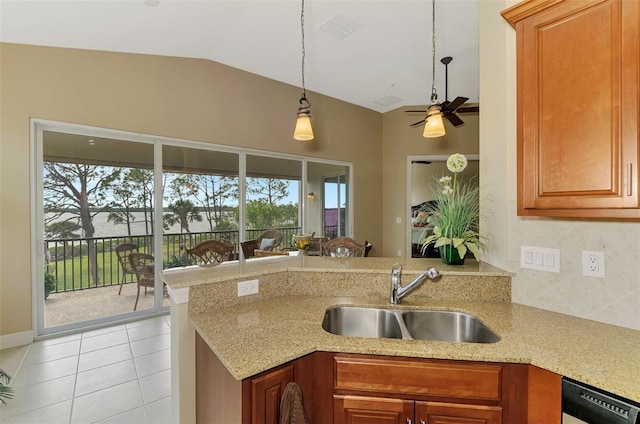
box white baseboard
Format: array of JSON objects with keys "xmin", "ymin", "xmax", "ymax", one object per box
[{"xmin": 0, "ymin": 330, "xmax": 34, "ymax": 349}]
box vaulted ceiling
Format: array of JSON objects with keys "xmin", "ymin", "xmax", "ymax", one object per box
[{"xmin": 0, "ymin": 0, "xmax": 479, "ymax": 113}]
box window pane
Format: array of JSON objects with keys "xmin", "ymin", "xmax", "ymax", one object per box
[
  {"xmin": 307, "ymin": 162, "xmax": 350, "ymax": 238},
  {"xmin": 42, "ymin": 131, "xmax": 156, "ymax": 329},
  {"xmin": 245, "ymin": 155, "xmax": 301, "ymax": 252},
  {"xmin": 162, "ymin": 145, "xmax": 240, "ymax": 264}
]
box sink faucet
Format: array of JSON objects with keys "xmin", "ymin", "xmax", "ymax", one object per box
[{"xmin": 390, "ymin": 263, "xmax": 441, "ymax": 304}]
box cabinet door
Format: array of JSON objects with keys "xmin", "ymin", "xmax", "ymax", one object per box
[
  {"xmin": 416, "ymin": 401, "xmax": 502, "ymax": 424},
  {"xmin": 334, "ymin": 395, "xmax": 414, "ymax": 424},
  {"xmin": 250, "ymin": 364, "xmax": 294, "ymax": 424},
  {"xmin": 508, "ymin": 0, "xmax": 640, "ymax": 218}
]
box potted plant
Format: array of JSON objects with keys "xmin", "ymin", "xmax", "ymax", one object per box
[
  {"xmin": 44, "ymin": 251, "xmax": 57, "ymax": 299},
  {"xmin": 292, "ymin": 234, "xmax": 312, "ymax": 255},
  {"xmin": 0, "ymin": 368, "xmax": 13, "ymax": 405},
  {"xmin": 420, "ymin": 153, "xmax": 486, "ymax": 265}
]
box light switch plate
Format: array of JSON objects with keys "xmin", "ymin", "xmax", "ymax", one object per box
[{"xmin": 520, "ymin": 246, "xmax": 560, "ymax": 273}]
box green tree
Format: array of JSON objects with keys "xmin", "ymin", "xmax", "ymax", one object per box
[
  {"xmin": 44, "ymin": 162, "xmax": 120, "ymax": 286},
  {"xmin": 107, "ymin": 182, "xmax": 136, "ymax": 236},
  {"xmin": 45, "ymin": 221, "xmax": 82, "ymax": 260},
  {"xmin": 246, "ymin": 178, "xmax": 292, "ymax": 228},
  {"xmin": 167, "ymin": 173, "xmax": 238, "ymax": 231},
  {"xmin": 163, "ymin": 199, "xmax": 202, "ymax": 234},
  {"xmin": 127, "ymin": 168, "xmax": 154, "ymax": 234},
  {"xmin": 45, "ymin": 221, "xmax": 81, "ymax": 239}
]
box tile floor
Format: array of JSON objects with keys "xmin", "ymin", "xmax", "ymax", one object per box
[{"xmin": 0, "ymin": 315, "xmax": 171, "ymax": 424}]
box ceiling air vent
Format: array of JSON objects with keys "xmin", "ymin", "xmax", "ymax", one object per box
[
  {"xmin": 318, "ymin": 12, "xmax": 362, "ymax": 40},
  {"xmin": 374, "ymin": 95, "xmax": 402, "ymax": 107}
]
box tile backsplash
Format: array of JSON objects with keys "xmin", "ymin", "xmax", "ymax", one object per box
[{"xmin": 507, "ymin": 201, "xmax": 640, "ymax": 331}]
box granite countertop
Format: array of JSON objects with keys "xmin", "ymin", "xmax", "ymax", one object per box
[{"xmin": 162, "ymin": 257, "xmax": 640, "ymax": 403}]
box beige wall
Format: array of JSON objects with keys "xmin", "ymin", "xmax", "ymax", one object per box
[
  {"xmin": 479, "ymin": 1, "xmax": 640, "ymax": 330},
  {"xmin": 381, "ymin": 107, "xmax": 479, "ymax": 258},
  {"xmin": 0, "ymin": 43, "xmax": 382, "ymax": 336}
]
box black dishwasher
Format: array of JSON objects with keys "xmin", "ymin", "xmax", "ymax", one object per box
[{"xmin": 562, "ymin": 377, "xmax": 640, "ymax": 424}]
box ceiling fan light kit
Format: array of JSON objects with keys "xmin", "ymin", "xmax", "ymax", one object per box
[
  {"xmin": 410, "ymin": 0, "xmax": 477, "ymax": 139},
  {"xmin": 293, "ymin": 0, "xmax": 314, "ymax": 142}
]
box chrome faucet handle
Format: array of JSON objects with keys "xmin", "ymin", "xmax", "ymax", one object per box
[
  {"xmin": 424, "ymin": 267, "xmax": 441, "ymax": 281},
  {"xmin": 390, "ymin": 263, "xmax": 403, "ymax": 304},
  {"xmin": 391, "ymin": 263, "xmax": 402, "ymax": 285}
]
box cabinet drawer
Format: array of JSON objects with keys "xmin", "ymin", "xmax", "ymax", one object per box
[{"xmin": 334, "ymin": 355, "xmax": 502, "ymax": 401}]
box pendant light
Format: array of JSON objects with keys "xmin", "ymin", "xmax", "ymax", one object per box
[
  {"xmin": 293, "ymin": 0, "xmax": 314, "ymax": 141},
  {"xmin": 423, "ymin": 0, "xmax": 445, "ymax": 138}
]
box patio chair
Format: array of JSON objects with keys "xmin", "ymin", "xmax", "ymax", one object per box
[
  {"xmin": 128, "ymin": 252, "xmax": 159, "ymax": 311},
  {"xmin": 115, "ymin": 243, "xmax": 138, "ymax": 295},
  {"xmin": 240, "ymin": 229, "xmax": 283, "ymax": 259},
  {"xmin": 322, "ymin": 237, "xmax": 366, "ymax": 257},
  {"xmin": 183, "ymin": 240, "xmax": 235, "ymax": 265}
]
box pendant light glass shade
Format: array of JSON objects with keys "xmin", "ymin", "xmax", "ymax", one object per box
[
  {"xmin": 423, "ymin": 105, "xmax": 445, "ymax": 138},
  {"xmin": 294, "ymin": 110, "xmax": 314, "ymax": 141}
]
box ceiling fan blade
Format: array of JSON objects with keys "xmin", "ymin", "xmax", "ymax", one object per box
[
  {"xmin": 457, "ymin": 106, "xmax": 479, "ymax": 114},
  {"xmin": 446, "ymin": 96, "xmax": 469, "ymax": 112},
  {"xmin": 445, "ymin": 113, "xmax": 465, "ymax": 127},
  {"xmin": 409, "ymin": 119, "xmax": 427, "ymax": 127}
]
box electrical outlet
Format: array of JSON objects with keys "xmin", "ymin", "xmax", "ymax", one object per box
[
  {"xmin": 238, "ymin": 279, "xmax": 259, "ymax": 296},
  {"xmin": 582, "ymin": 251, "xmax": 605, "ymax": 278}
]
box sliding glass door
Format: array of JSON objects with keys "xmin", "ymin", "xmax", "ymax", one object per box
[
  {"xmin": 162, "ymin": 144, "xmax": 239, "ymax": 264},
  {"xmin": 306, "ymin": 161, "xmax": 351, "ymax": 238},
  {"xmin": 37, "ymin": 125, "xmax": 159, "ymax": 334}
]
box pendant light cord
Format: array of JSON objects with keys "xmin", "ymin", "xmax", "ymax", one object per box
[
  {"xmin": 430, "ymin": 0, "xmax": 437, "ymax": 104},
  {"xmin": 300, "ymin": 0, "xmax": 309, "ymax": 105}
]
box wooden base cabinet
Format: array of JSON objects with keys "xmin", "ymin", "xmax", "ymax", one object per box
[
  {"xmin": 196, "ymin": 335, "xmax": 561, "ymax": 424},
  {"xmin": 333, "ymin": 396, "xmax": 501, "ymax": 424}
]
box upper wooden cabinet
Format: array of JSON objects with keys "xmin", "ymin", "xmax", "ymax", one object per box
[{"xmin": 502, "ymin": 0, "xmax": 640, "ymax": 218}]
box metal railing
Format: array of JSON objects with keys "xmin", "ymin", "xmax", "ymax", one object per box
[{"xmin": 44, "ymin": 227, "xmax": 303, "ymax": 293}]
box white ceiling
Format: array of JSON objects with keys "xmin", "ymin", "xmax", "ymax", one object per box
[{"xmin": 0, "ymin": 0, "xmax": 479, "ymax": 113}]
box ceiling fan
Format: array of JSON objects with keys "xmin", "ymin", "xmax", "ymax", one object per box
[{"xmin": 406, "ymin": 56, "xmax": 479, "ymax": 129}]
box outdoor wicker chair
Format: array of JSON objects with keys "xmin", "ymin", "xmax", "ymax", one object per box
[
  {"xmin": 183, "ymin": 240, "xmax": 235, "ymax": 265},
  {"xmin": 115, "ymin": 243, "xmax": 138, "ymax": 295},
  {"xmin": 322, "ymin": 237, "xmax": 366, "ymax": 257},
  {"xmin": 240, "ymin": 229, "xmax": 283, "ymax": 259},
  {"xmin": 128, "ymin": 252, "xmax": 157, "ymax": 311}
]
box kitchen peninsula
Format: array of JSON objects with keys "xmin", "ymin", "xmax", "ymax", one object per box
[{"xmin": 162, "ymin": 256, "xmax": 640, "ymax": 423}]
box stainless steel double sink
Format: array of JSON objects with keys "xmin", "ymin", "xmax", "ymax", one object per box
[{"xmin": 321, "ymin": 306, "xmax": 500, "ymax": 344}]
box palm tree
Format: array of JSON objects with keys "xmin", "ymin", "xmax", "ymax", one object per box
[{"xmin": 163, "ymin": 199, "xmax": 202, "ymax": 234}]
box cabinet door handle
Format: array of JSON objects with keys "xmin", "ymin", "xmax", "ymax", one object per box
[
  {"xmin": 627, "ymin": 163, "xmax": 633, "ymax": 196},
  {"xmin": 407, "ymin": 420, "xmax": 412, "ymax": 424},
  {"xmin": 420, "ymin": 421, "xmax": 426, "ymax": 424}
]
